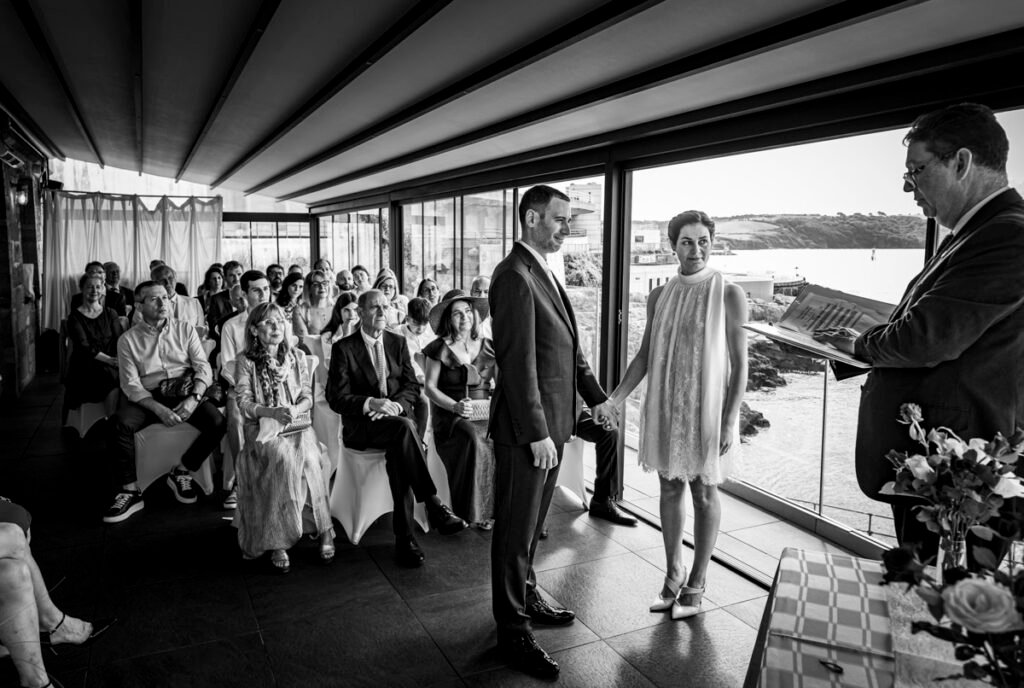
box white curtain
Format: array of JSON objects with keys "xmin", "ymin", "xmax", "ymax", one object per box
[{"xmin": 42, "ymin": 192, "xmax": 222, "ymax": 331}]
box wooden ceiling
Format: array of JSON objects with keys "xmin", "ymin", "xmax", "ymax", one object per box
[{"xmin": 2, "ymin": 0, "xmax": 1023, "ymax": 207}]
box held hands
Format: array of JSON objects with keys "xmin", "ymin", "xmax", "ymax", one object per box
[
  {"xmin": 368, "ymin": 397, "xmax": 402, "ymax": 420},
  {"xmin": 453, "ymin": 397, "xmax": 473, "ymax": 419},
  {"xmin": 812, "ymin": 327, "xmax": 857, "ymax": 355},
  {"xmin": 592, "ymin": 401, "xmax": 620, "ymax": 431},
  {"xmin": 267, "ymin": 406, "xmax": 293, "ymax": 426},
  {"xmin": 530, "ymin": 437, "xmax": 559, "ymax": 469}
]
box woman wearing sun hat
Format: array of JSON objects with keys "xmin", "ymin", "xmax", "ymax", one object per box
[{"xmin": 422, "ymin": 289, "xmax": 497, "ymax": 528}]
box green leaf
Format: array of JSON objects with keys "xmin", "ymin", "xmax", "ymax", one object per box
[
  {"xmin": 971, "ymin": 546, "xmax": 999, "ymax": 571},
  {"xmin": 969, "ymin": 525, "xmax": 996, "ymax": 541}
]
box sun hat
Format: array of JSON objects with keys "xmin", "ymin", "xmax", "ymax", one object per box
[{"xmin": 428, "ymin": 288, "xmax": 489, "ymax": 333}]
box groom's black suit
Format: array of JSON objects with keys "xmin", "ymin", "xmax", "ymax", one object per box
[{"xmin": 488, "ymin": 242, "xmax": 608, "ymax": 639}]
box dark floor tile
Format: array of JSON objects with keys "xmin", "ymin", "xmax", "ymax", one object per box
[
  {"xmin": 88, "ymin": 573, "xmax": 258, "ymax": 663},
  {"xmin": 95, "ymin": 525, "xmax": 243, "ymax": 587},
  {"xmin": 0, "ymin": 662, "xmax": 87, "ymax": 688},
  {"xmin": 87, "ymin": 634, "xmax": 272, "ymax": 687},
  {"xmin": 261, "ymin": 595, "xmax": 458, "ymax": 687},
  {"xmin": 537, "ymin": 552, "xmax": 677, "ymax": 638},
  {"xmin": 605, "ymin": 608, "xmax": 757, "ymax": 688},
  {"xmin": 533, "ymin": 511, "xmax": 629, "ymax": 573},
  {"xmin": 581, "ymin": 512, "xmax": 665, "ymax": 553},
  {"xmin": 633, "ymin": 548, "xmax": 767, "ymax": 608},
  {"xmin": 721, "ymin": 596, "xmax": 770, "ymax": 630},
  {"xmin": 245, "ymin": 547, "xmax": 395, "ymax": 627},
  {"xmin": 408, "ymin": 584, "xmax": 599, "ymax": 677},
  {"xmin": 464, "ymin": 640, "xmax": 656, "ymax": 688},
  {"xmin": 369, "ymin": 526, "xmax": 493, "ymax": 600}
]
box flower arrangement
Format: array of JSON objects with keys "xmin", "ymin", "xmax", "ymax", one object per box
[{"xmin": 881, "ymin": 403, "xmax": 1024, "ymax": 685}]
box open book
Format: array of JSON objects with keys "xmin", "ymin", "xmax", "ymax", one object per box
[{"xmin": 743, "ymin": 284, "xmax": 895, "ymax": 368}]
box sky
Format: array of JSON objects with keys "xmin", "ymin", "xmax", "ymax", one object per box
[{"xmin": 630, "ymin": 108, "xmax": 1024, "ymax": 221}]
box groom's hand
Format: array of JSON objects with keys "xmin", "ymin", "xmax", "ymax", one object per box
[{"xmin": 530, "ymin": 437, "xmax": 559, "ymax": 469}]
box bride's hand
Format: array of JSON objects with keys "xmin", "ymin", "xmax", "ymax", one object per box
[{"xmin": 719, "ymin": 430, "xmax": 736, "ymax": 455}]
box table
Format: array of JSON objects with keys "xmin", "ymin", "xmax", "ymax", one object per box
[{"xmin": 746, "ymin": 548, "xmax": 985, "ymax": 687}]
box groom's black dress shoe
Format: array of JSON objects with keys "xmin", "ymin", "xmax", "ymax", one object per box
[
  {"xmin": 498, "ymin": 632, "xmax": 559, "ymax": 680},
  {"xmin": 395, "ymin": 535, "xmax": 425, "ymax": 568},
  {"xmin": 428, "ymin": 503, "xmax": 468, "ymax": 535},
  {"xmin": 588, "ymin": 497, "xmax": 638, "ymax": 527},
  {"xmin": 527, "ymin": 598, "xmax": 575, "ymax": 625}
]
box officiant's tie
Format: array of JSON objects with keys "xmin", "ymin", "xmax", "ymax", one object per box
[{"xmin": 373, "ymin": 339, "xmax": 388, "ymax": 397}]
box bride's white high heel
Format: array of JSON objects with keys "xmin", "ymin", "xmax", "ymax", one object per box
[
  {"xmin": 649, "ymin": 575, "xmax": 685, "ymax": 612},
  {"xmin": 671, "ymin": 583, "xmax": 706, "ymax": 620}
]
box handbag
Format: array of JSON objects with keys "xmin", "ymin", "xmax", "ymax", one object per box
[{"xmin": 277, "ymin": 357, "xmax": 312, "ymax": 436}]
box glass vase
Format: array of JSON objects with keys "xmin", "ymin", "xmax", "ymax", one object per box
[{"xmin": 937, "ymin": 537, "xmax": 967, "ymax": 584}]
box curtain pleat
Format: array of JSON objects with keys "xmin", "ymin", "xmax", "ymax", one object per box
[{"xmin": 41, "ymin": 191, "xmax": 222, "ymax": 331}]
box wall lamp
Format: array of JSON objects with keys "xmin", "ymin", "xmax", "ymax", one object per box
[{"xmin": 15, "ymin": 179, "xmax": 30, "ymax": 206}]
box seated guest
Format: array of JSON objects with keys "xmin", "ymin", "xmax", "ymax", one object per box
[
  {"xmin": 66, "ymin": 273, "xmax": 124, "ymax": 417},
  {"xmin": 147, "ymin": 256, "xmax": 189, "ymax": 298},
  {"xmin": 0, "ymin": 498, "xmax": 102, "ymax": 688},
  {"xmin": 197, "ymin": 265, "xmax": 225, "ymax": 310},
  {"xmin": 219, "ymin": 271, "xmax": 272, "ymax": 509},
  {"xmin": 423, "ymin": 290, "xmax": 497, "ymax": 529},
  {"xmin": 275, "ymin": 272, "xmax": 304, "ymax": 322},
  {"xmin": 103, "ymin": 281, "xmax": 226, "ymax": 523},
  {"xmin": 293, "ymin": 270, "xmax": 333, "ymax": 336},
  {"xmin": 132, "ymin": 265, "xmax": 206, "ymax": 333},
  {"xmin": 326, "ymin": 289, "xmax": 467, "ymax": 566},
  {"xmin": 234, "ymin": 303, "xmax": 335, "ymax": 573},
  {"xmin": 266, "ymin": 264, "xmax": 285, "ymax": 300},
  {"xmin": 207, "ymin": 260, "xmax": 243, "ymax": 329},
  {"xmin": 335, "ymin": 269, "xmax": 355, "ymax": 295},
  {"xmin": 416, "ymin": 278, "xmax": 441, "ymax": 309},
  {"xmin": 351, "ymin": 265, "xmax": 371, "ymax": 294},
  {"xmin": 320, "ymin": 291, "xmax": 360, "ymax": 363},
  {"xmin": 373, "ymin": 270, "xmax": 408, "ymax": 325},
  {"xmin": 287, "ymin": 264, "xmax": 304, "ymax": 275},
  {"xmin": 212, "ymin": 284, "xmax": 246, "ymax": 345},
  {"xmin": 70, "ymin": 261, "xmax": 124, "ymax": 315},
  {"xmin": 103, "ymin": 261, "xmax": 132, "ymax": 318},
  {"xmin": 393, "ymin": 297, "xmax": 434, "ymax": 382},
  {"xmin": 470, "ymin": 276, "xmax": 493, "ymax": 339}
]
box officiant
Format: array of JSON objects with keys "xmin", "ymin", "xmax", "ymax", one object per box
[{"xmin": 815, "ymin": 103, "xmax": 1024, "ymax": 563}]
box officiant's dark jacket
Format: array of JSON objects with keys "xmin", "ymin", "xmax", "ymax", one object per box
[
  {"xmin": 325, "ymin": 329, "xmax": 421, "ymax": 434},
  {"xmin": 488, "ymin": 242, "xmax": 606, "ymax": 447},
  {"xmin": 854, "ymin": 188, "xmax": 1024, "ymax": 501}
]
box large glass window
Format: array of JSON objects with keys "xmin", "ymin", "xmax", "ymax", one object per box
[
  {"xmin": 318, "ymin": 208, "xmax": 388, "ymax": 277},
  {"xmin": 220, "ymin": 218, "xmax": 311, "ymax": 271}
]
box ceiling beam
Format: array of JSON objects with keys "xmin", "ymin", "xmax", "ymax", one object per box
[
  {"xmin": 243, "ymin": 0, "xmax": 669, "ymax": 196},
  {"xmin": 209, "ymin": 0, "xmax": 454, "ymax": 189},
  {"xmin": 175, "ymin": 0, "xmax": 280, "ymax": 182},
  {"xmin": 0, "ymin": 80, "xmax": 65, "ymax": 160},
  {"xmin": 10, "ymin": 0, "xmax": 104, "ymax": 166},
  {"xmin": 277, "ymin": 0, "xmax": 920, "ymax": 202},
  {"xmin": 305, "ymin": 28, "xmax": 1024, "ymax": 210},
  {"xmin": 130, "ymin": 0, "xmax": 143, "ymax": 175}
]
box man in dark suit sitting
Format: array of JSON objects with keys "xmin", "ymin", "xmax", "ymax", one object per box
[
  {"xmin": 326, "ymin": 289, "xmax": 467, "ymax": 567},
  {"xmin": 816, "ymin": 103, "xmax": 1024, "ymax": 564},
  {"xmin": 103, "ymin": 261, "xmax": 132, "ymax": 317},
  {"xmin": 206, "ymin": 260, "xmax": 243, "ymax": 331}
]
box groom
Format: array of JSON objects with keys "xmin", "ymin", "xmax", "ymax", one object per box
[{"xmin": 488, "ymin": 185, "xmax": 619, "ymax": 680}]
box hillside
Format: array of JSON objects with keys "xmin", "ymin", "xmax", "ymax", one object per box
[{"xmin": 713, "ymin": 213, "xmax": 926, "ymax": 249}]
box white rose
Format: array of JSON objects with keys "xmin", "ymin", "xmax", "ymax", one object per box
[
  {"xmin": 905, "ymin": 455, "xmax": 934, "ymax": 480},
  {"xmin": 942, "ymin": 578, "xmax": 1024, "ymax": 634},
  {"xmin": 993, "ymin": 475, "xmax": 1024, "ymax": 499}
]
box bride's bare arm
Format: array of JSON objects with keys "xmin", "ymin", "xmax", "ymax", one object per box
[
  {"xmin": 608, "ymin": 286, "xmax": 663, "ymax": 407},
  {"xmin": 720, "ymin": 283, "xmax": 749, "ymax": 452}
]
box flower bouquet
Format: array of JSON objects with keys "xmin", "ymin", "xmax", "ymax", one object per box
[{"xmin": 881, "ymin": 403, "xmax": 1024, "ymax": 685}]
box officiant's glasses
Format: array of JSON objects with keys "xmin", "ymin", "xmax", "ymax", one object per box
[{"xmin": 903, "ymin": 152, "xmax": 954, "ymax": 190}]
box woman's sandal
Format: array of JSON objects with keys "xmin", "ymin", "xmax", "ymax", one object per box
[
  {"xmin": 319, "ymin": 542, "xmax": 335, "ymax": 565},
  {"xmin": 671, "ymin": 584, "xmax": 706, "ymax": 620},
  {"xmin": 270, "ymin": 550, "xmax": 290, "ymax": 574},
  {"xmin": 649, "ymin": 575, "xmax": 685, "ymax": 612}
]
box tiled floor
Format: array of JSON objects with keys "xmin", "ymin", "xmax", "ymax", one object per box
[{"xmin": 0, "ymin": 375, "xmax": 844, "ymax": 687}]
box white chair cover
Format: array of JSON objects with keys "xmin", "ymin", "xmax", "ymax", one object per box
[
  {"xmin": 134, "ymin": 423, "xmax": 215, "ymax": 495},
  {"xmin": 304, "ymin": 335, "xmax": 341, "ymax": 475},
  {"xmin": 65, "ymin": 402, "xmax": 106, "ymax": 438},
  {"xmin": 556, "ymin": 436, "xmax": 591, "ymax": 509}
]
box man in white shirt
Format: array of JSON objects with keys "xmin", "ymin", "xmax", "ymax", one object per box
[
  {"xmin": 104, "ymin": 282, "xmax": 226, "ymax": 523},
  {"xmin": 392, "ymin": 297, "xmax": 434, "ymax": 438},
  {"xmin": 132, "ymin": 265, "xmax": 206, "ymax": 335},
  {"xmin": 218, "ymin": 270, "xmax": 271, "ymax": 508}
]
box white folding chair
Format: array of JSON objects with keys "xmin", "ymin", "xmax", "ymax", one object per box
[
  {"xmin": 304, "ymin": 335, "xmax": 341, "ymax": 475},
  {"xmin": 134, "ymin": 423, "xmax": 215, "ymax": 495},
  {"xmin": 65, "ymin": 402, "xmax": 106, "ymax": 438},
  {"xmin": 556, "ymin": 436, "xmax": 591, "ymax": 510}
]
